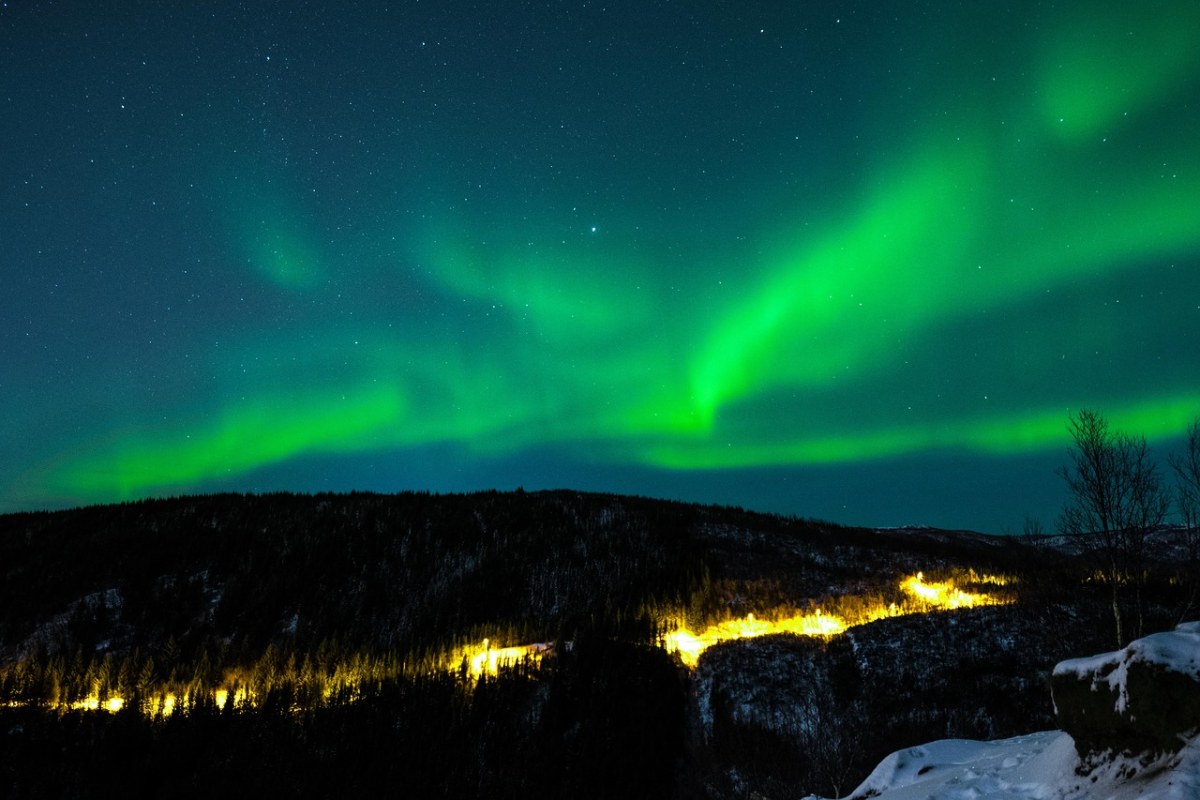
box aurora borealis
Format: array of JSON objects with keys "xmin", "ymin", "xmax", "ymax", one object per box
[{"xmin": 3, "ymin": 1, "xmax": 1199, "ymax": 531}]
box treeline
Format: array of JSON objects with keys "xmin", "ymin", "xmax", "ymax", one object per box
[
  {"xmin": 0, "ymin": 639, "xmax": 419, "ymax": 714},
  {"xmin": 0, "ymin": 638, "xmax": 687, "ymax": 799},
  {"xmin": 1, "ymin": 491, "xmax": 714, "ymax": 677}
]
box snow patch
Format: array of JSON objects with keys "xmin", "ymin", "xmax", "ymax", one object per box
[{"xmin": 812, "ymin": 730, "xmax": 1200, "ymax": 800}]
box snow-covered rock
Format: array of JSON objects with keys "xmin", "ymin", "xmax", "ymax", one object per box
[{"xmin": 1052, "ymin": 622, "xmax": 1200, "ymax": 757}]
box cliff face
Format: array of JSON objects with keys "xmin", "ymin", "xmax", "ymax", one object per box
[{"xmin": 688, "ymin": 603, "xmax": 1114, "ymax": 799}]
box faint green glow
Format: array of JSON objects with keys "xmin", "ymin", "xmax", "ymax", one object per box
[
  {"xmin": 413, "ymin": 224, "xmax": 655, "ymax": 341},
  {"xmin": 1038, "ymin": 1, "xmax": 1200, "ymax": 140},
  {"xmin": 220, "ymin": 171, "xmax": 325, "ymax": 288},
  {"xmin": 249, "ymin": 228, "xmax": 322, "ymax": 289}
]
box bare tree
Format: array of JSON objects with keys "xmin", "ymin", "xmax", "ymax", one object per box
[
  {"xmin": 1058, "ymin": 410, "xmax": 1169, "ymax": 646},
  {"xmin": 1169, "ymin": 418, "xmax": 1200, "ymax": 623}
]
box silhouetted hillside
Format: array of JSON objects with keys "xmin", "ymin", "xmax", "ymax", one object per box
[{"xmin": 0, "ymin": 490, "xmax": 1191, "ymax": 797}]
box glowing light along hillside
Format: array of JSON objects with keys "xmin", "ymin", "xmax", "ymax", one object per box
[
  {"xmin": 60, "ymin": 686, "xmax": 253, "ymax": 718},
  {"xmin": 448, "ymin": 639, "xmax": 553, "ymax": 680},
  {"xmin": 664, "ymin": 572, "xmax": 1011, "ymax": 667},
  {"xmin": 664, "ymin": 611, "xmax": 848, "ymax": 669},
  {"xmin": 0, "ymin": 572, "xmax": 1010, "ymax": 718},
  {"xmin": 71, "ymin": 695, "xmax": 126, "ymax": 713},
  {"xmin": 901, "ymin": 571, "xmax": 1009, "ymax": 608}
]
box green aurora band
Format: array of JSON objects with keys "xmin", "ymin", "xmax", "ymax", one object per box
[{"xmin": 3, "ymin": 0, "xmax": 1199, "ymax": 527}]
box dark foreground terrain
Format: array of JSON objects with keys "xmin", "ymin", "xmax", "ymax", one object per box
[{"xmin": 0, "ymin": 490, "xmax": 1190, "ymax": 797}]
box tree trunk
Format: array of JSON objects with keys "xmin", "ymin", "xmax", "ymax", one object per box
[
  {"xmin": 1110, "ymin": 573, "xmax": 1124, "ymax": 648},
  {"xmin": 1134, "ymin": 576, "xmax": 1145, "ymax": 640}
]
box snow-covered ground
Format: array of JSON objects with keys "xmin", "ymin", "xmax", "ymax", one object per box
[{"xmin": 810, "ymin": 729, "xmax": 1200, "ymax": 800}]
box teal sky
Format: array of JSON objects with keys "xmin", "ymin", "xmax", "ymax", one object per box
[{"xmin": 3, "ymin": 1, "xmax": 1198, "ymax": 532}]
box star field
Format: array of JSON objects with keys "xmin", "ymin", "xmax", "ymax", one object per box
[{"xmin": 3, "ymin": 1, "xmax": 1199, "ymax": 531}]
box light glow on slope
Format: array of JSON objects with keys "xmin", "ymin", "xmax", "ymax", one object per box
[
  {"xmin": 0, "ymin": 570, "xmax": 1013, "ymax": 716},
  {"xmin": 901, "ymin": 572, "xmax": 999, "ymax": 609},
  {"xmin": 71, "ymin": 693, "xmax": 124, "ymax": 713},
  {"xmin": 663, "ymin": 571, "xmax": 1012, "ymax": 667},
  {"xmin": 664, "ymin": 609, "xmax": 856, "ymax": 668},
  {"xmin": 447, "ymin": 638, "xmax": 552, "ymax": 680}
]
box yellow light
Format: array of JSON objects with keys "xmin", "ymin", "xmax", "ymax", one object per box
[
  {"xmin": 901, "ymin": 571, "xmax": 998, "ymax": 609},
  {"xmin": 215, "ymin": 686, "xmax": 251, "ymax": 710},
  {"xmin": 73, "ymin": 695, "xmax": 100, "ymax": 711},
  {"xmin": 453, "ymin": 639, "xmax": 549, "ymax": 680},
  {"xmin": 663, "ymin": 609, "xmax": 851, "ymax": 668},
  {"xmin": 662, "ymin": 629, "xmax": 707, "ymax": 666},
  {"xmin": 663, "ymin": 571, "xmax": 1012, "ymax": 667},
  {"xmin": 68, "ymin": 692, "xmax": 125, "ymax": 713}
]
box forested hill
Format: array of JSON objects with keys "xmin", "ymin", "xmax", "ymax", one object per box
[
  {"xmin": 0, "ymin": 490, "xmax": 1031, "ymax": 665},
  {"xmin": 0, "ymin": 490, "xmax": 1177, "ymax": 798}
]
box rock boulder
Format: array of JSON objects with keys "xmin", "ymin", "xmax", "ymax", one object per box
[{"xmin": 1051, "ymin": 621, "xmax": 1200, "ymax": 757}]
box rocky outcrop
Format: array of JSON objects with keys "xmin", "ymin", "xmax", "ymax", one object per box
[{"xmin": 1051, "ymin": 621, "xmax": 1200, "ymax": 757}]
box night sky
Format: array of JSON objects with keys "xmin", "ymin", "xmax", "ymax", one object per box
[{"xmin": 3, "ymin": 1, "xmax": 1199, "ymax": 532}]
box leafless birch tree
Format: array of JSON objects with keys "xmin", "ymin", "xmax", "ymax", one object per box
[{"xmin": 1058, "ymin": 410, "xmax": 1169, "ymax": 647}]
